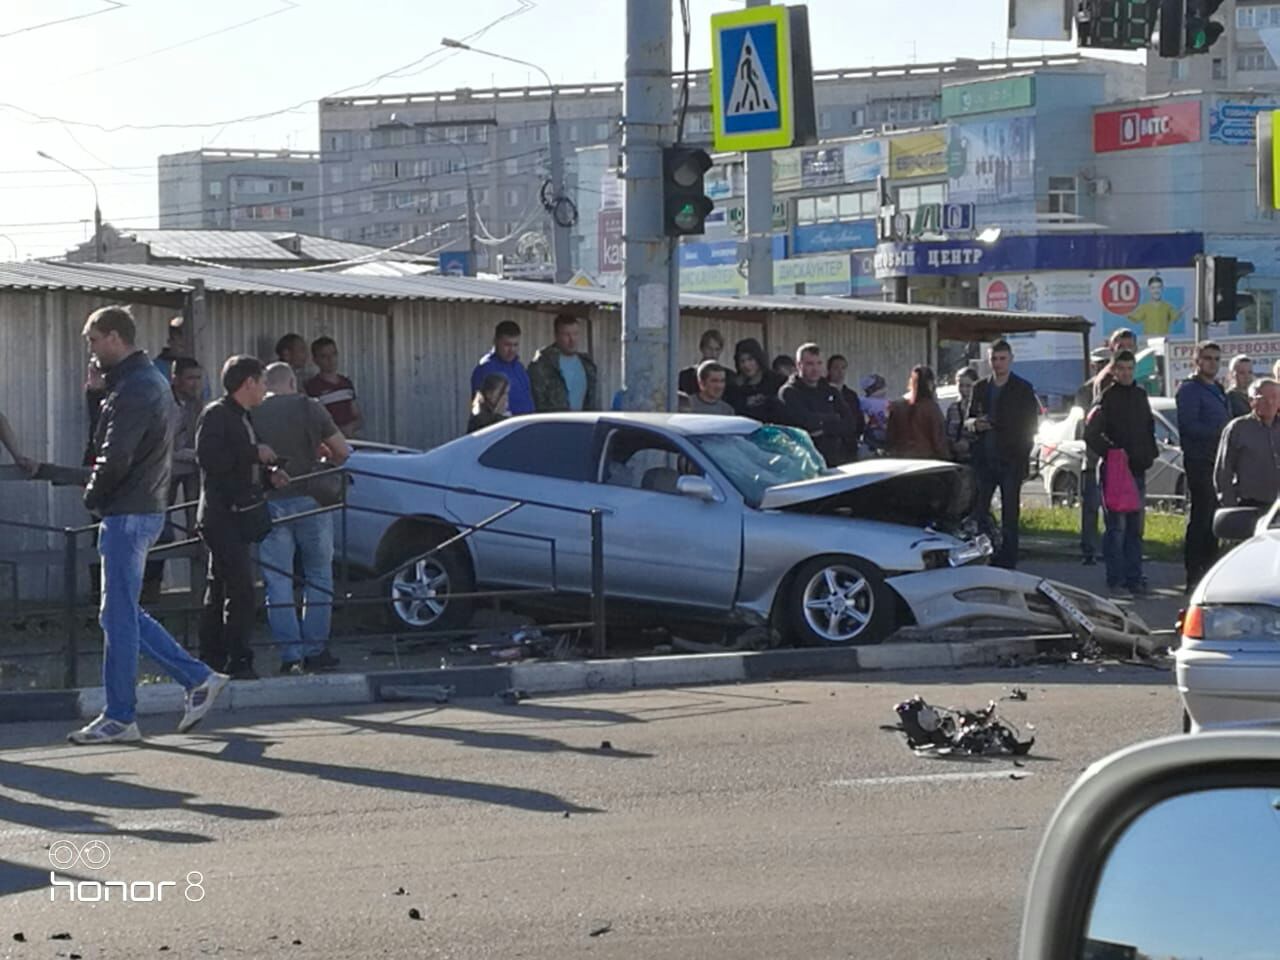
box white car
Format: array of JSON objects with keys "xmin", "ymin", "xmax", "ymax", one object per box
[
  {"xmin": 1038, "ymin": 397, "xmax": 1185, "ymax": 508},
  {"xmin": 1176, "ymin": 503, "xmax": 1280, "ymax": 731}
]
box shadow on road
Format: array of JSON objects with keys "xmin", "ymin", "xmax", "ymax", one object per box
[
  {"xmin": 147, "ymin": 733, "xmax": 603, "ymax": 815},
  {"xmin": 335, "ymin": 712, "xmax": 652, "ymax": 759}
]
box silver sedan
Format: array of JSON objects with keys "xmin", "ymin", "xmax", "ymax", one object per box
[{"xmin": 342, "ymin": 413, "xmax": 1139, "ymax": 647}]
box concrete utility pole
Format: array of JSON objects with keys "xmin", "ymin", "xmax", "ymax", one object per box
[
  {"xmin": 622, "ymin": 0, "xmax": 674, "ymax": 411},
  {"xmin": 744, "ymin": 0, "xmax": 775, "ymax": 295},
  {"xmin": 441, "ymin": 38, "xmax": 570, "ymax": 282}
]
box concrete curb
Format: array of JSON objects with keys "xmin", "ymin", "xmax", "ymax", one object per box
[{"xmin": 5, "ymin": 636, "xmax": 1069, "ymax": 726}]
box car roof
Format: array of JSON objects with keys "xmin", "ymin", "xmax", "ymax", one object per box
[{"xmin": 489, "ymin": 412, "xmax": 761, "ymax": 437}]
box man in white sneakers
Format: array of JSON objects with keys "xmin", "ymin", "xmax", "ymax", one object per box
[{"xmin": 68, "ymin": 306, "xmax": 228, "ymax": 744}]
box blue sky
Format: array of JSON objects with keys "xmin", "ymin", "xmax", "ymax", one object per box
[{"xmin": 0, "ymin": 0, "xmax": 1138, "ymax": 257}]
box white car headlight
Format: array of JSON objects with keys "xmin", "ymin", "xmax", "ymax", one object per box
[
  {"xmin": 948, "ymin": 535, "xmax": 993, "ymax": 568},
  {"xmin": 1194, "ymin": 604, "xmax": 1280, "ymax": 642}
]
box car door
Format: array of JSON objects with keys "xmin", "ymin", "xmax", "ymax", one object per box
[
  {"xmin": 1146, "ymin": 411, "xmax": 1184, "ymax": 499},
  {"xmin": 588, "ymin": 423, "xmax": 742, "ymax": 611},
  {"xmin": 443, "ymin": 421, "xmax": 598, "ymax": 591}
]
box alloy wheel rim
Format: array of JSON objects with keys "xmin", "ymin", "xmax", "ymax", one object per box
[
  {"xmin": 391, "ymin": 558, "xmax": 450, "ymax": 627},
  {"xmin": 802, "ymin": 564, "xmax": 873, "ymax": 642}
]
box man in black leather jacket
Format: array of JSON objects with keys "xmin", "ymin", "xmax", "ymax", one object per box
[
  {"xmin": 196, "ymin": 355, "xmax": 285, "ymax": 679},
  {"xmin": 68, "ymin": 306, "xmax": 228, "ymax": 745}
]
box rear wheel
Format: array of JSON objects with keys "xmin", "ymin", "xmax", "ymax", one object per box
[
  {"xmin": 786, "ymin": 556, "xmax": 894, "ymax": 647},
  {"xmin": 384, "ymin": 536, "xmax": 475, "ymax": 632},
  {"xmin": 1051, "ymin": 470, "xmax": 1080, "ymax": 508}
]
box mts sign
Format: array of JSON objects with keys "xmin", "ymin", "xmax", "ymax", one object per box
[{"xmin": 1095, "ymin": 101, "xmax": 1202, "ymax": 152}]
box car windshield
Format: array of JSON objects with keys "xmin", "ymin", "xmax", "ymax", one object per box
[{"xmin": 693, "ymin": 426, "xmax": 831, "ymax": 506}]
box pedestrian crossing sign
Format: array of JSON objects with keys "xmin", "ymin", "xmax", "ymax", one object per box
[{"xmin": 711, "ymin": 5, "xmax": 795, "ymax": 152}]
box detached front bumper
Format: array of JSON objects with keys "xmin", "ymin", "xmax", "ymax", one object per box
[{"xmin": 888, "ymin": 566, "xmax": 1154, "ymax": 655}]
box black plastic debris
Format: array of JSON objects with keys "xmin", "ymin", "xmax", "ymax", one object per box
[
  {"xmin": 497, "ymin": 689, "xmax": 529, "ymax": 705},
  {"xmin": 894, "ymin": 696, "xmax": 1035, "ymax": 757},
  {"xmin": 589, "ymin": 923, "xmax": 613, "ymax": 938},
  {"xmin": 12, "ymin": 933, "xmax": 24, "ymax": 942},
  {"xmin": 50, "ymin": 933, "xmax": 72, "ymax": 941},
  {"xmin": 408, "ymin": 908, "xmax": 423, "ymax": 921},
  {"xmin": 1006, "ymin": 688, "xmax": 1029, "ymax": 702},
  {"xmin": 600, "ymin": 740, "xmax": 613, "ymax": 751},
  {"xmin": 394, "ymin": 887, "xmax": 406, "ymax": 896}
]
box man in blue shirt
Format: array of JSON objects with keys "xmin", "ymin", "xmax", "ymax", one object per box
[
  {"xmin": 528, "ymin": 315, "xmax": 599, "ymax": 413},
  {"xmin": 1176, "ymin": 340, "xmax": 1231, "ymax": 590},
  {"xmin": 470, "ymin": 321, "xmax": 534, "ymax": 416}
]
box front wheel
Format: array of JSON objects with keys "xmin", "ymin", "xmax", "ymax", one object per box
[
  {"xmin": 786, "ymin": 556, "xmax": 895, "ymax": 647},
  {"xmin": 385, "ymin": 538, "xmax": 475, "ymax": 633}
]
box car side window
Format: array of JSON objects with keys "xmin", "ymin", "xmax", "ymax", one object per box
[
  {"xmin": 477, "ymin": 422, "xmax": 597, "ymax": 481},
  {"xmin": 598, "ymin": 428, "xmax": 704, "ymax": 495},
  {"xmin": 1153, "ymin": 416, "xmax": 1174, "ymax": 446}
]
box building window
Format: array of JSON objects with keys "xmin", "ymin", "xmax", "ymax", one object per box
[
  {"xmin": 292, "ymin": 206, "xmax": 306, "ymax": 218},
  {"xmin": 475, "ymin": 188, "xmax": 490, "ymax": 205},
  {"xmin": 1241, "ymin": 289, "xmax": 1276, "ymax": 332},
  {"xmin": 534, "ymin": 124, "xmax": 548, "ymax": 143},
  {"xmin": 360, "ymin": 194, "xmax": 374, "ymax": 214},
  {"xmin": 852, "ymin": 107, "xmax": 867, "ymax": 128},
  {"xmin": 596, "ymin": 121, "xmax": 612, "ymax": 140},
  {"xmin": 505, "ymin": 188, "xmax": 522, "ymax": 208},
  {"xmin": 505, "ymin": 158, "xmax": 520, "ymax": 176},
  {"xmin": 1238, "ymin": 48, "xmax": 1278, "ymax": 71},
  {"xmin": 290, "ymin": 180, "xmax": 305, "ymax": 192},
  {"xmin": 568, "ymin": 123, "xmax": 580, "ymax": 142},
  {"xmin": 326, "ymin": 132, "xmax": 349, "ymax": 152},
  {"xmin": 819, "ymin": 111, "xmax": 831, "ymax": 132},
  {"xmin": 331, "ymin": 197, "xmax": 344, "ymax": 215},
  {"xmin": 795, "ymin": 190, "xmax": 874, "ymax": 225},
  {"xmin": 329, "ymin": 227, "xmax": 346, "ymax": 240},
  {"xmin": 1047, "ymin": 176, "xmax": 1078, "ymax": 221},
  {"xmin": 467, "ymin": 125, "xmax": 488, "ymax": 143},
  {"xmin": 330, "ymin": 166, "xmax": 344, "ymax": 185},
  {"xmin": 208, "ymin": 182, "xmax": 222, "ymax": 198},
  {"xmin": 509, "ymin": 128, "xmax": 519, "ymax": 144},
  {"xmin": 1213, "ymin": 57, "xmax": 1227, "ymax": 80},
  {"xmin": 896, "ymin": 182, "xmax": 946, "ymax": 217}
]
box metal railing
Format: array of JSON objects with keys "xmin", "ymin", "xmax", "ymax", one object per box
[{"xmin": 0, "ymin": 460, "xmax": 609, "ymax": 690}]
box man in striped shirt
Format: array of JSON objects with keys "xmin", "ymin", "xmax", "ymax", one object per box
[{"xmin": 305, "ymin": 336, "xmax": 363, "ymax": 438}]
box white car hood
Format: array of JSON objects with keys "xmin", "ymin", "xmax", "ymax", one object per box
[
  {"xmin": 1198, "ymin": 530, "xmax": 1280, "ymax": 605},
  {"xmin": 758, "ymin": 459, "xmax": 960, "ymax": 511}
]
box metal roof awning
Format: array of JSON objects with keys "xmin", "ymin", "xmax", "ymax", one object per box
[{"xmin": 0, "ymin": 261, "xmax": 1090, "ymax": 340}]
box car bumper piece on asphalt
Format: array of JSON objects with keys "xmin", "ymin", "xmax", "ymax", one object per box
[{"xmin": 888, "ymin": 566, "xmax": 1154, "ymax": 657}]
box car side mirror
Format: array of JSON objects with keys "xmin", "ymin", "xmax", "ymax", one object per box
[
  {"xmin": 676, "ymin": 475, "xmax": 717, "ymax": 502},
  {"xmin": 1019, "ymin": 733, "xmax": 1280, "ymax": 960},
  {"xmin": 1213, "ymin": 506, "xmax": 1262, "ymax": 541}
]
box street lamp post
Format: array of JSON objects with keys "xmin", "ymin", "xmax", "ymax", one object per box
[
  {"xmin": 37, "ymin": 150, "xmax": 104, "ymax": 263},
  {"xmin": 442, "ymin": 37, "xmax": 571, "ymax": 283}
]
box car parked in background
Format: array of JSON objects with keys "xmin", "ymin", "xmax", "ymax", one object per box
[{"xmin": 1037, "ymin": 396, "xmax": 1185, "ymax": 509}]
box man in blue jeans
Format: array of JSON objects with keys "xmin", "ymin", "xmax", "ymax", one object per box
[
  {"xmin": 68, "ymin": 306, "xmax": 228, "ymax": 744},
  {"xmin": 1084, "ymin": 351, "xmax": 1158, "ymax": 599},
  {"xmin": 251, "ymin": 363, "xmax": 351, "ymax": 673}
]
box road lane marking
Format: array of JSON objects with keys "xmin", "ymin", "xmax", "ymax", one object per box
[{"xmin": 826, "ymin": 770, "xmax": 1031, "ymax": 787}]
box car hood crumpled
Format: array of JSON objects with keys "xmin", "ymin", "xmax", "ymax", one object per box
[{"xmin": 758, "ymin": 459, "xmax": 960, "ymax": 511}]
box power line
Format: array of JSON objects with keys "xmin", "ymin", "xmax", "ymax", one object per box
[
  {"xmin": 74, "ymin": 1, "xmax": 301, "ymax": 78},
  {"xmin": 0, "ymin": 1, "xmax": 537, "ymax": 134},
  {"xmin": 0, "ymin": 0, "xmax": 125, "ymax": 39}
]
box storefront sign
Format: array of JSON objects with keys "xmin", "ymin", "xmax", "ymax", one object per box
[
  {"xmin": 874, "ymin": 232, "xmax": 1205, "ymax": 279},
  {"xmin": 948, "ymin": 116, "xmax": 1035, "ymax": 204},
  {"xmin": 942, "ymin": 75, "xmax": 1035, "ymax": 118},
  {"xmin": 888, "ymin": 130, "xmax": 948, "ymax": 179},
  {"xmin": 1166, "ymin": 335, "xmax": 1280, "ymax": 386},
  {"xmin": 793, "ymin": 219, "xmax": 877, "ymax": 255},
  {"xmin": 1209, "ymin": 101, "xmax": 1278, "ymax": 145},
  {"xmin": 1094, "ymin": 101, "xmax": 1202, "ymax": 152},
  {"xmin": 842, "ymin": 140, "xmax": 884, "ymax": 183},
  {"xmin": 679, "ymin": 235, "xmax": 786, "ymax": 268},
  {"xmin": 597, "ymin": 208, "xmax": 623, "ymax": 274},
  {"xmin": 800, "ymin": 146, "xmax": 844, "ymax": 188}
]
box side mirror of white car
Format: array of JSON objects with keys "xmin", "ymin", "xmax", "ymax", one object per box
[
  {"xmin": 1019, "ymin": 732, "xmax": 1280, "ymax": 959},
  {"xmin": 1213, "ymin": 506, "xmax": 1262, "ymax": 542},
  {"xmin": 676, "ymin": 476, "xmax": 717, "ymax": 502}
]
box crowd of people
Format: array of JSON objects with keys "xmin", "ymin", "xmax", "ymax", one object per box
[{"xmin": 1074, "ymin": 330, "xmax": 1280, "ymax": 598}]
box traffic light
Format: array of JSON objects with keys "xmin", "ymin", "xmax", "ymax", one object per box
[
  {"xmin": 662, "ymin": 146, "xmax": 714, "ymax": 237},
  {"xmin": 1184, "ymin": 0, "xmax": 1226, "ymax": 53},
  {"xmin": 1157, "ymin": 0, "xmax": 1184, "ymax": 57},
  {"xmin": 1206, "ymin": 256, "xmax": 1255, "ymax": 324},
  {"xmin": 1078, "ymin": 0, "xmax": 1157, "ymax": 50}
]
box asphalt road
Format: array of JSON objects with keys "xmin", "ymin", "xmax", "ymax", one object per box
[{"xmin": 0, "ymin": 664, "xmax": 1179, "ymax": 960}]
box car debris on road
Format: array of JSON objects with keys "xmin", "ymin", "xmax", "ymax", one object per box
[{"xmin": 893, "ymin": 695, "xmax": 1035, "ymax": 757}]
